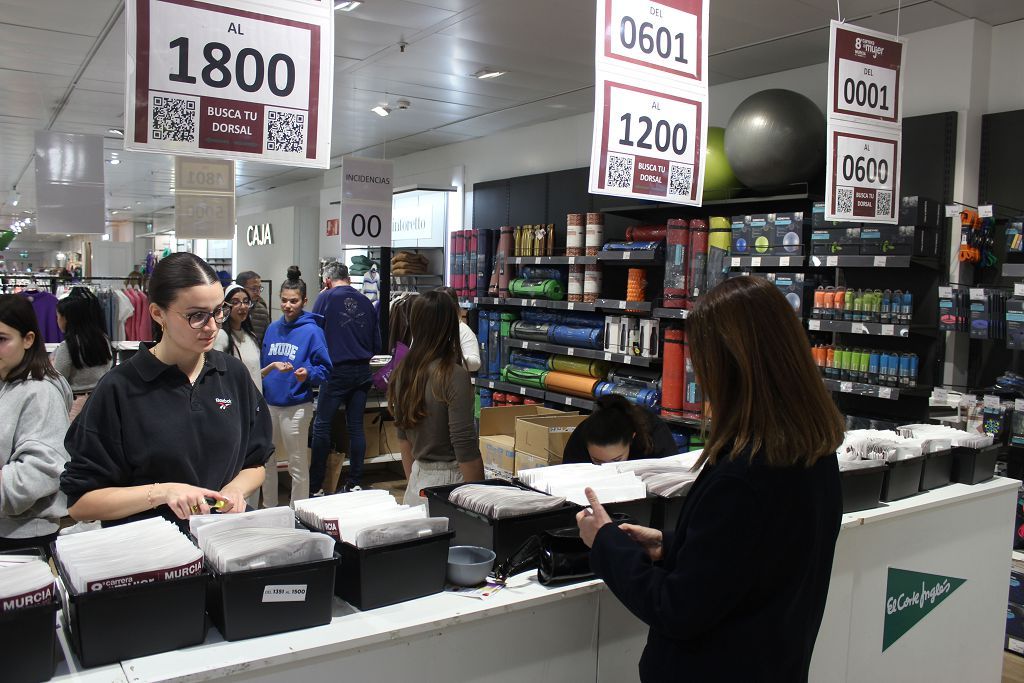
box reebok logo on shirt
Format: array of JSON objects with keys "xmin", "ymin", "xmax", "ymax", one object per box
[
  {"xmin": 215, "ymin": 398, "xmax": 233, "ymax": 410},
  {"xmin": 267, "ymin": 342, "xmax": 299, "ymax": 361}
]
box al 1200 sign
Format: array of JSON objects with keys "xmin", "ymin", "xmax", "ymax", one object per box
[{"xmin": 126, "ymin": 0, "xmax": 333, "ymax": 168}]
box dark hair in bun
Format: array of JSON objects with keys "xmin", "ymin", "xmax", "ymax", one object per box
[
  {"xmin": 584, "ymin": 394, "xmax": 653, "ymax": 455},
  {"xmin": 281, "ymin": 266, "xmax": 307, "ymax": 298}
]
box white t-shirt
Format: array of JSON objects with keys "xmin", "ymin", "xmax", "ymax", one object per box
[
  {"xmin": 459, "ymin": 322, "xmax": 481, "ymax": 372},
  {"xmin": 214, "ymin": 328, "xmax": 263, "ymax": 393}
]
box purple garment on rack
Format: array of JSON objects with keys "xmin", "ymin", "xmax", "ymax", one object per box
[{"xmin": 19, "ymin": 290, "xmax": 63, "ymax": 343}]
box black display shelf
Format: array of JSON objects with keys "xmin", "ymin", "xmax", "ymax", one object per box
[
  {"xmin": 508, "ymin": 256, "xmax": 597, "ymax": 265},
  {"xmin": 595, "ymin": 251, "xmax": 662, "ymax": 263},
  {"xmin": 503, "ymin": 338, "xmax": 656, "ymax": 367},
  {"xmin": 1003, "ymin": 263, "xmax": 1024, "ymax": 278},
  {"xmin": 543, "ymin": 391, "xmax": 596, "ymax": 411},
  {"xmin": 600, "ymin": 186, "xmax": 816, "ymax": 215},
  {"xmin": 822, "ymin": 379, "xmax": 930, "ymax": 400},
  {"xmin": 652, "ymin": 307, "xmax": 688, "ymax": 320},
  {"xmin": 807, "ymin": 319, "xmax": 911, "ymax": 338},
  {"xmin": 661, "ymin": 413, "xmax": 703, "ymax": 429},
  {"xmin": 471, "ymin": 377, "xmax": 547, "ymax": 401},
  {"xmin": 807, "ymin": 255, "xmax": 940, "ymax": 269},
  {"xmin": 729, "ymin": 255, "xmax": 805, "ymax": 268},
  {"xmin": 467, "ymin": 297, "xmax": 651, "ymax": 314}
]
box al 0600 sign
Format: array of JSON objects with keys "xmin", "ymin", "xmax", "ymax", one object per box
[{"xmin": 828, "ymin": 127, "xmax": 900, "ymax": 221}]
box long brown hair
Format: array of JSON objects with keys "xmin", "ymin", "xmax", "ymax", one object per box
[
  {"xmin": 387, "ymin": 291, "xmax": 465, "ymax": 430},
  {"xmin": 689, "ymin": 276, "xmax": 844, "ymax": 468}
]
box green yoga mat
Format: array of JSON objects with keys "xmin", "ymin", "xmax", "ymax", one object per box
[
  {"xmin": 501, "ymin": 365, "xmax": 549, "ymax": 390},
  {"xmin": 509, "ymin": 278, "xmax": 565, "ymax": 301}
]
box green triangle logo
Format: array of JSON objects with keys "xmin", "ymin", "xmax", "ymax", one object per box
[{"xmin": 883, "ymin": 567, "xmax": 966, "ymax": 651}]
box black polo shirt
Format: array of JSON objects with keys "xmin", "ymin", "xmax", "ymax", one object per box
[{"xmin": 61, "ymin": 346, "xmax": 273, "ymax": 524}]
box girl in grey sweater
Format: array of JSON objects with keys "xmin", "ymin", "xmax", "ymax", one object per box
[{"xmin": 0, "ymin": 295, "xmax": 73, "ymax": 555}]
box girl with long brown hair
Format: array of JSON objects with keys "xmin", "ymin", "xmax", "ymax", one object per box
[
  {"xmin": 386, "ymin": 291, "xmax": 483, "ymax": 505},
  {"xmin": 578, "ymin": 275, "xmax": 845, "ymax": 682}
]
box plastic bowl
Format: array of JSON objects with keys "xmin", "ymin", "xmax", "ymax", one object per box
[{"xmin": 446, "ymin": 546, "xmax": 496, "ymax": 587}]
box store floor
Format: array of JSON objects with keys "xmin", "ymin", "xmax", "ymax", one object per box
[{"xmin": 1006, "ymin": 653, "xmax": 1024, "ymax": 682}]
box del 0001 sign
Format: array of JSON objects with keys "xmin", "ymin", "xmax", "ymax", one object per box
[{"xmin": 246, "ymin": 223, "xmax": 273, "ymax": 246}]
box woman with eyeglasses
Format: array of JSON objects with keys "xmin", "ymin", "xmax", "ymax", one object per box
[
  {"xmin": 61, "ymin": 253, "xmax": 274, "ymax": 526},
  {"xmin": 214, "ymin": 283, "xmax": 262, "ymax": 394}
]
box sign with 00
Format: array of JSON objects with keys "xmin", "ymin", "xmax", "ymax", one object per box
[{"xmin": 339, "ymin": 156, "xmax": 393, "ymax": 248}]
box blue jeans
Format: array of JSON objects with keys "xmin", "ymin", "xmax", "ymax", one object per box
[{"xmin": 310, "ymin": 363, "xmax": 372, "ymax": 492}]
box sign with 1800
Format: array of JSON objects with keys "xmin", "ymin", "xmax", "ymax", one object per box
[
  {"xmin": 825, "ymin": 123, "xmax": 901, "ymax": 222},
  {"xmin": 125, "ymin": 0, "xmax": 334, "ymax": 168}
]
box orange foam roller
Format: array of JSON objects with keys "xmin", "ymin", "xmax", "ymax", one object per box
[
  {"xmin": 543, "ymin": 371, "xmax": 600, "ymax": 399},
  {"xmin": 661, "ymin": 326, "xmax": 685, "ymax": 416}
]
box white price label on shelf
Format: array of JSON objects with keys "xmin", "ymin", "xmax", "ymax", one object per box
[
  {"xmin": 945, "ymin": 204, "xmax": 959, "ymax": 218},
  {"xmin": 933, "ymin": 387, "xmax": 948, "ymax": 404},
  {"xmin": 1015, "ymin": 283, "xmax": 1024, "ymax": 297},
  {"xmin": 827, "ymin": 256, "xmax": 839, "ymax": 267},
  {"xmin": 825, "ymin": 123, "xmax": 901, "ymax": 223},
  {"xmin": 979, "ymin": 205, "xmax": 994, "ymax": 218},
  {"xmin": 567, "ymin": 302, "xmax": 576, "ymax": 310},
  {"xmin": 879, "ymin": 387, "xmax": 893, "ymax": 399},
  {"xmin": 731, "ymin": 257, "xmax": 741, "ymax": 267},
  {"xmin": 779, "ymin": 257, "xmax": 791, "ymax": 267},
  {"xmin": 262, "ymin": 585, "xmax": 307, "ymax": 603},
  {"xmin": 808, "ymin": 319, "xmax": 821, "ymax": 330},
  {"xmin": 750, "ymin": 257, "xmax": 762, "ymax": 267},
  {"xmin": 882, "ymin": 324, "xmax": 895, "ymax": 336},
  {"xmin": 873, "ymin": 256, "xmax": 887, "ymax": 267},
  {"xmin": 624, "ymin": 356, "xmax": 634, "ymax": 364},
  {"xmin": 519, "ymin": 388, "xmax": 527, "ymax": 396},
  {"xmin": 567, "ymin": 348, "xmax": 576, "ymax": 356},
  {"xmin": 984, "ymin": 394, "xmax": 1001, "ymax": 408},
  {"xmin": 604, "ymin": 353, "xmax": 613, "ymax": 361},
  {"xmin": 618, "ymin": 301, "xmax": 627, "ymax": 309},
  {"xmin": 841, "ymin": 382, "xmax": 853, "ymax": 393},
  {"xmin": 939, "ymin": 286, "xmax": 953, "ymax": 298},
  {"xmin": 623, "ymin": 252, "xmax": 632, "ymax": 260},
  {"xmin": 1015, "ymin": 399, "xmax": 1024, "ymax": 413},
  {"xmin": 827, "ymin": 21, "xmax": 903, "ymax": 126}
]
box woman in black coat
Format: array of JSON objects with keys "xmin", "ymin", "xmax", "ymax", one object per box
[{"xmin": 578, "ymin": 276, "xmax": 845, "ymax": 682}]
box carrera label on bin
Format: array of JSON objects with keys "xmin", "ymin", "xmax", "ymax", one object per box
[
  {"xmin": 1, "ymin": 582, "xmax": 55, "ymax": 612},
  {"xmin": 86, "ymin": 557, "xmax": 204, "ymax": 592},
  {"xmin": 262, "ymin": 584, "xmax": 307, "ymax": 603}
]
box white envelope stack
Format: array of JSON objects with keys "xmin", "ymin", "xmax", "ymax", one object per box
[
  {"xmin": 54, "ymin": 518, "xmax": 204, "ymax": 594},
  {"xmin": 448, "ymin": 484, "xmax": 567, "ymax": 519},
  {"xmin": 603, "ymin": 451, "xmax": 703, "ymax": 498},
  {"xmin": 293, "ymin": 489, "xmax": 448, "ymax": 548},
  {"xmin": 897, "ymin": 424, "xmax": 994, "ymax": 449},
  {"xmin": 188, "ymin": 507, "xmax": 335, "ymax": 573},
  {"xmin": 517, "ymin": 463, "xmax": 648, "ymax": 506},
  {"xmin": 0, "ymin": 555, "xmax": 55, "ymax": 613}
]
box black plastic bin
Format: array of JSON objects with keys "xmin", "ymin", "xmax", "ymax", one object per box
[
  {"xmin": 0, "ymin": 549, "xmax": 57, "ymax": 683},
  {"xmin": 513, "ymin": 478, "xmax": 656, "ymax": 526},
  {"xmin": 424, "ymin": 479, "xmax": 579, "ymax": 567},
  {"xmin": 651, "ymin": 494, "xmax": 688, "ymax": 532},
  {"xmin": 336, "ymin": 531, "xmax": 454, "ymax": 610},
  {"xmin": 951, "ymin": 444, "xmax": 1000, "ymax": 484},
  {"xmin": 881, "ymin": 455, "xmax": 925, "ymax": 502},
  {"xmin": 55, "ymin": 557, "xmax": 208, "ymax": 668},
  {"xmin": 840, "ymin": 462, "xmax": 887, "ymax": 513},
  {"xmin": 207, "ymin": 556, "xmax": 337, "ymax": 641},
  {"xmin": 919, "ymin": 449, "xmax": 954, "ymax": 491}
]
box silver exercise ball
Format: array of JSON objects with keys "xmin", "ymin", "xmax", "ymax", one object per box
[{"xmin": 724, "ymin": 89, "xmax": 826, "ymax": 191}]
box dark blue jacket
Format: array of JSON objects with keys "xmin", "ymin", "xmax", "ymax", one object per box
[
  {"xmin": 260, "ymin": 312, "xmax": 332, "ymax": 407},
  {"xmin": 312, "ymin": 285, "xmax": 380, "ymax": 364},
  {"xmin": 590, "ymin": 449, "xmax": 842, "ymax": 682}
]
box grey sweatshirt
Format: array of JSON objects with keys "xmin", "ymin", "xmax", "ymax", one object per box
[
  {"xmin": 52, "ymin": 341, "xmax": 111, "ymax": 392},
  {"xmin": 0, "ymin": 374, "xmax": 73, "ymax": 538}
]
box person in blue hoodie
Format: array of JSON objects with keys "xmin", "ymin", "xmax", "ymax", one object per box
[{"xmin": 260, "ymin": 267, "xmax": 332, "ymax": 506}]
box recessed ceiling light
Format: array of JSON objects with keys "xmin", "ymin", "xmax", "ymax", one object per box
[
  {"xmin": 334, "ymin": 1, "xmax": 362, "ymax": 11},
  {"xmin": 108, "ymin": 128, "xmax": 124, "ymax": 136},
  {"xmin": 371, "ymin": 105, "xmax": 391, "ymax": 117},
  {"xmin": 109, "ymin": 158, "xmax": 121, "ymax": 165},
  {"xmin": 65, "ymin": 234, "xmax": 71, "ymax": 237},
  {"xmin": 473, "ymin": 68, "xmax": 506, "ymax": 80},
  {"xmin": 111, "ymin": 211, "xmax": 118, "ymax": 215},
  {"xmin": 122, "ymin": 206, "xmax": 131, "ymax": 210}
]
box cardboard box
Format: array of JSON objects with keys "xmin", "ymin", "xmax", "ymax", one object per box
[
  {"xmin": 515, "ymin": 414, "xmax": 587, "ymax": 462},
  {"xmin": 479, "ymin": 404, "xmax": 565, "ymax": 437},
  {"xmin": 515, "ymin": 451, "xmax": 560, "ymax": 473},
  {"xmin": 480, "ymin": 435, "xmax": 516, "ymax": 478}
]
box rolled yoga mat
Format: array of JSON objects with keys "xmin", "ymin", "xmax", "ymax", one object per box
[
  {"xmin": 487, "ymin": 313, "xmax": 502, "ymax": 379},
  {"xmin": 548, "ymin": 324, "xmax": 603, "ymax": 350},
  {"xmin": 521, "ymin": 309, "xmax": 603, "ymax": 328},
  {"xmin": 489, "ymin": 225, "xmax": 515, "ymax": 297},
  {"xmin": 626, "ymin": 225, "xmax": 668, "ymax": 242},
  {"xmin": 519, "ymin": 266, "xmax": 565, "ymax": 283},
  {"xmin": 477, "ymin": 310, "xmax": 491, "ymax": 379},
  {"xmin": 687, "ymin": 219, "xmax": 708, "ymax": 304},
  {"xmin": 510, "ymin": 321, "xmax": 552, "ymax": 343},
  {"xmin": 510, "ymin": 350, "xmax": 550, "ymax": 371},
  {"xmin": 543, "ymin": 371, "xmax": 600, "ymax": 399},
  {"xmin": 706, "ymin": 216, "xmax": 731, "ymax": 294},
  {"xmin": 595, "ymin": 381, "xmax": 660, "ymax": 410},
  {"xmin": 467, "ymin": 229, "xmax": 479, "ymax": 296},
  {"xmin": 602, "ymin": 241, "xmax": 663, "ymax": 251},
  {"xmin": 664, "ymin": 219, "xmax": 689, "ymax": 309},
  {"xmin": 548, "ymin": 355, "xmax": 610, "ymax": 379},
  {"xmin": 501, "ymin": 365, "xmax": 548, "ymax": 390},
  {"xmin": 683, "ymin": 331, "xmax": 703, "ymax": 416},
  {"xmin": 509, "ymin": 278, "xmax": 565, "ymax": 301},
  {"xmin": 566, "ymin": 213, "xmax": 584, "ymax": 256},
  {"xmin": 608, "ymin": 368, "xmax": 662, "ymax": 392},
  {"xmin": 661, "ymin": 326, "xmax": 686, "ymax": 417},
  {"xmin": 476, "ymin": 228, "xmax": 495, "ymax": 298}
]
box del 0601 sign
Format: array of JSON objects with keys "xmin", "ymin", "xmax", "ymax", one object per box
[{"xmin": 246, "ymin": 223, "xmax": 273, "ymax": 246}]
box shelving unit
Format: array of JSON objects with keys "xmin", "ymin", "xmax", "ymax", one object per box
[
  {"xmin": 807, "ymin": 254, "xmax": 940, "ymax": 269},
  {"xmin": 466, "ymin": 296, "xmax": 651, "ymax": 314},
  {"xmin": 730, "ymin": 255, "xmax": 805, "ymax": 268},
  {"xmin": 502, "ymin": 338, "xmax": 656, "ymax": 367},
  {"xmin": 807, "ymin": 319, "xmax": 911, "ymax": 338},
  {"xmin": 652, "ymin": 307, "xmax": 688, "ymax": 320}
]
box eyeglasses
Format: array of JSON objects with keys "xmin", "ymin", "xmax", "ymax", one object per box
[
  {"xmin": 245, "ymin": 285, "xmax": 264, "ymax": 294},
  {"xmin": 229, "ymin": 299, "xmax": 253, "ymax": 308},
  {"xmin": 175, "ymin": 303, "xmax": 232, "ymax": 329}
]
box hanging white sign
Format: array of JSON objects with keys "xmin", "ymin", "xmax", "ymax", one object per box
[
  {"xmin": 825, "ymin": 122, "xmax": 901, "ymax": 223},
  {"xmin": 125, "ymin": 0, "xmax": 334, "ymax": 168},
  {"xmin": 339, "ymin": 156, "xmax": 393, "ymax": 248}
]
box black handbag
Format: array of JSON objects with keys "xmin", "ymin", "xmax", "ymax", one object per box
[{"xmin": 492, "ymin": 513, "xmax": 635, "ymax": 586}]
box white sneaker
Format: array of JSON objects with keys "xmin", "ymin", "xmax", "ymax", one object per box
[{"xmin": 312, "ymin": 489, "xmax": 325, "ymax": 497}]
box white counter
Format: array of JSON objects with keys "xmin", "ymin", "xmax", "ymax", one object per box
[{"xmin": 54, "ymin": 477, "xmax": 1021, "ymax": 683}]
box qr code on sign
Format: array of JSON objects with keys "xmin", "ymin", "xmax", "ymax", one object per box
[
  {"xmin": 606, "ymin": 154, "xmax": 633, "ymax": 189},
  {"xmin": 836, "ymin": 187, "xmax": 854, "ymax": 215},
  {"xmin": 668, "ymin": 163, "xmax": 693, "ymax": 197},
  {"xmin": 876, "ymin": 190, "xmax": 892, "ymax": 218},
  {"xmin": 267, "ymin": 110, "xmax": 306, "ymax": 154},
  {"xmin": 152, "ymin": 95, "xmax": 197, "ymax": 142}
]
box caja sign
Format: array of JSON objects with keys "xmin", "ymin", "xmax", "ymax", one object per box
[{"xmin": 246, "ymin": 223, "xmax": 273, "ymax": 246}]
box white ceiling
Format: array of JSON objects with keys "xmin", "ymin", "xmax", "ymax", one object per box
[{"xmin": 1, "ymin": 0, "xmax": 1022, "ymax": 244}]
